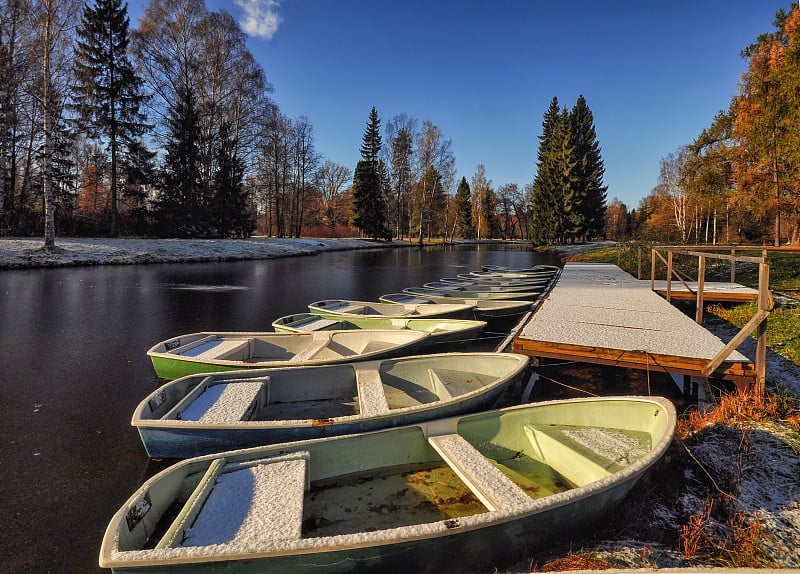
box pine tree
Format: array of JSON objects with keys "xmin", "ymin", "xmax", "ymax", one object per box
[
  {"xmin": 360, "ymin": 107, "xmax": 382, "ymax": 166},
  {"xmin": 351, "ymin": 108, "xmax": 388, "ymax": 239},
  {"xmin": 157, "ymin": 83, "xmax": 202, "ymax": 237},
  {"xmin": 570, "ymin": 95, "xmax": 607, "ymax": 240},
  {"xmin": 74, "ymin": 0, "xmax": 146, "ymax": 237},
  {"xmin": 453, "ymin": 176, "xmax": 474, "ymax": 238},
  {"xmin": 351, "ymin": 160, "xmax": 388, "ymax": 239},
  {"xmin": 211, "ymin": 122, "xmax": 253, "ymax": 237},
  {"xmin": 530, "ymin": 97, "xmax": 563, "ymax": 245}
]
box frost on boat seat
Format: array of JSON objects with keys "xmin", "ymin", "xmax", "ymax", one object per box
[
  {"xmin": 523, "ymin": 424, "xmax": 648, "ymax": 486},
  {"xmin": 179, "ymin": 380, "xmax": 267, "ymax": 423},
  {"xmin": 159, "ymin": 451, "xmax": 310, "ymax": 551},
  {"xmin": 178, "ymin": 338, "xmax": 250, "ymax": 360},
  {"xmin": 428, "ymin": 434, "xmax": 530, "ymax": 512},
  {"xmin": 288, "ymin": 338, "xmax": 329, "ymax": 362},
  {"xmin": 332, "ymin": 304, "xmax": 365, "ymax": 314},
  {"xmin": 307, "ymin": 319, "xmax": 342, "ymax": 331},
  {"xmin": 356, "ymin": 369, "xmax": 390, "ymax": 416}
]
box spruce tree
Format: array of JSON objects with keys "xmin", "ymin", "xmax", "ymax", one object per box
[
  {"xmin": 351, "ymin": 108, "xmax": 388, "ymax": 239},
  {"xmin": 570, "ymin": 95, "xmax": 608, "ymax": 240},
  {"xmin": 211, "ymin": 122, "xmax": 253, "ymax": 237},
  {"xmin": 157, "ymin": 83, "xmax": 202, "ymax": 237},
  {"xmin": 530, "ymin": 97, "xmax": 562, "ymax": 245},
  {"xmin": 454, "ymin": 176, "xmax": 474, "ymax": 238},
  {"xmin": 351, "ymin": 160, "xmax": 388, "ymax": 239},
  {"xmin": 74, "ymin": 0, "xmax": 146, "ymax": 237}
]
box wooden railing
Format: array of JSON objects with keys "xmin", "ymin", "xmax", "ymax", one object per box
[{"xmin": 616, "ymin": 243, "xmax": 775, "ymax": 398}]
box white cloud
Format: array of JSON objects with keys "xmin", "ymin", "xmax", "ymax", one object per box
[{"xmin": 234, "ymin": 0, "xmax": 282, "ymax": 40}]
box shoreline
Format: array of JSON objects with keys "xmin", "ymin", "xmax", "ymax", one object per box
[{"xmin": 0, "ymin": 237, "xmax": 543, "ymax": 271}]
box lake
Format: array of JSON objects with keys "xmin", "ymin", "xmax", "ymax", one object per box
[{"xmin": 0, "ymin": 244, "xmax": 555, "ymax": 573}]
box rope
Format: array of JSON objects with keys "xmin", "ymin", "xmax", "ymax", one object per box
[{"xmin": 536, "ymin": 373, "xmax": 598, "ymax": 397}]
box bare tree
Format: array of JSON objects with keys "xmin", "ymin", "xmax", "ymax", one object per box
[
  {"xmin": 35, "ymin": 0, "xmax": 79, "ymax": 246},
  {"xmin": 386, "ymin": 113, "xmax": 416, "ymax": 239},
  {"xmin": 315, "ymin": 160, "xmax": 350, "ymax": 228},
  {"xmin": 657, "ymin": 148, "xmax": 689, "ymax": 242},
  {"xmin": 414, "ymin": 120, "xmax": 453, "ymax": 244}
]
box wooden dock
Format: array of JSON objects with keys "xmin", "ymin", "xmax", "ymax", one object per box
[{"xmin": 512, "ymin": 263, "xmax": 756, "ymax": 384}]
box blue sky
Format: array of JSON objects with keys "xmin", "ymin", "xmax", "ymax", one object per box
[{"xmin": 130, "ymin": 0, "xmax": 793, "ymax": 208}]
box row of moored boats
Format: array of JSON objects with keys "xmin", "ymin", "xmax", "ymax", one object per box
[{"xmin": 100, "ymin": 264, "xmax": 677, "ymax": 573}]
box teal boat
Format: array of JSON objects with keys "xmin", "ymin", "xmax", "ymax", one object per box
[
  {"xmin": 101, "ymin": 396, "xmax": 675, "ymax": 573},
  {"xmin": 307, "ymin": 299, "xmax": 474, "ymax": 319},
  {"xmin": 272, "ymin": 313, "xmax": 486, "ymax": 348},
  {"xmin": 147, "ymin": 330, "xmax": 429, "ymax": 380},
  {"xmin": 379, "ymin": 292, "xmax": 533, "ymax": 319},
  {"xmin": 403, "ymin": 285, "xmax": 541, "ymax": 301},
  {"xmin": 132, "ymin": 352, "xmax": 529, "ymax": 458}
]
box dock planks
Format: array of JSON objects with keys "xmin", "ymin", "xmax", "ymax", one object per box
[{"xmin": 512, "ymin": 263, "xmax": 756, "ymax": 384}]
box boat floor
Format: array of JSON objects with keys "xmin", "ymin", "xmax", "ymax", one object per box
[
  {"xmin": 301, "ymin": 462, "xmax": 487, "ymax": 537},
  {"xmin": 252, "ymin": 398, "xmax": 360, "ymax": 420}
]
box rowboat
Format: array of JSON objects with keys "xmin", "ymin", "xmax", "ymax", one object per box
[
  {"xmin": 441, "ymin": 276, "xmax": 552, "ymax": 287},
  {"xmin": 481, "ymin": 264, "xmax": 560, "ymax": 273},
  {"xmin": 132, "ymin": 352, "xmax": 529, "ymax": 458},
  {"xmin": 403, "ymin": 285, "xmax": 541, "ymax": 301},
  {"xmin": 102, "ymin": 396, "xmax": 676, "ymax": 573},
  {"xmin": 307, "ymin": 299, "xmax": 474, "ymax": 319},
  {"xmin": 424, "ymin": 281, "xmax": 545, "ymax": 294},
  {"xmin": 379, "ymin": 292, "xmax": 533, "ymax": 319},
  {"xmin": 272, "ymin": 313, "xmax": 486, "ymax": 348},
  {"xmin": 147, "ymin": 330, "xmax": 429, "ymax": 380}
]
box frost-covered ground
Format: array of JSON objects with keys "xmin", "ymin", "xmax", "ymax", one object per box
[{"xmin": 0, "ymin": 237, "xmax": 404, "ymax": 270}]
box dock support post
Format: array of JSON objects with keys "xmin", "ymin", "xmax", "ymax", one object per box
[
  {"xmin": 695, "ymin": 256, "xmax": 705, "ymax": 324},
  {"xmin": 755, "ymin": 260, "xmax": 770, "ymax": 400}
]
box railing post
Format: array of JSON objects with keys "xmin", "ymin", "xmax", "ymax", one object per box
[
  {"xmin": 651, "ymin": 247, "xmax": 656, "ymax": 290},
  {"xmin": 666, "ymin": 251, "xmax": 673, "ymax": 303},
  {"xmin": 755, "ymin": 259, "xmax": 770, "ymax": 401},
  {"xmin": 696, "ymin": 255, "xmax": 705, "ymax": 324},
  {"xmin": 637, "ymin": 244, "xmax": 642, "ymax": 279},
  {"xmin": 730, "ymin": 248, "xmax": 735, "ymax": 283}
]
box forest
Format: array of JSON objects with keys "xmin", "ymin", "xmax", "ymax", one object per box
[
  {"xmin": 607, "ymin": 5, "xmax": 800, "ymax": 247},
  {"xmin": 2, "ymin": 1, "xmax": 797, "ymax": 246}
]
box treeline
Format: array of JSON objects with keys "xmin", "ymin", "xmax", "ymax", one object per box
[
  {"xmin": 607, "ymin": 4, "xmax": 800, "ymax": 246},
  {"xmin": 0, "ymin": 0, "xmax": 609, "ymax": 244},
  {"xmin": 0, "ymin": 0, "xmax": 353, "ymax": 240}
]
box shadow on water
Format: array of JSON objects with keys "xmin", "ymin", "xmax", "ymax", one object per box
[{"xmin": 0, "ymin": 244, "xmax": 555, "ymax": 574}]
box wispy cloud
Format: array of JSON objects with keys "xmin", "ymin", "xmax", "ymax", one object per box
[{"xmin": 234, "ymin": 0, "xmax": 282, "ymax": 40}]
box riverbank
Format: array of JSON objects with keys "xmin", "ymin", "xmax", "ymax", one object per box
[
  {"xmin": 0, "ymin": 237, "xmax": 412, "ymax": 270},
  {"xmin": 531, "ymin": 242, "xmax": 800, "ymax": 570}
]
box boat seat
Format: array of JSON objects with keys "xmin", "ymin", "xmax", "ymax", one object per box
[
  {"xmin": 523, "ymin": 425, "xmax": 633, "ymax": 486},
  {"xmin": 332, "ymin": 304, "xmax": 365, "ymax": 314},
  {"xmin": 306, "ymin": 318, "xmax": 342, "ymax": 331},
  {"xmin": 289, "ymin": 338, "xmax": 329, "ymax": 362},
  {"xmin": 428, "ymin": 369, "xmax": 453, "ymax": 400},
  {"xmin": 179, "ymin": 380, "xmax": 267, "ymax": 423},
  {"xmin": 356, "ymin": 369, "xmax": 390, "ymax": 416},
  {"xmin": 181, "ymin": 338, "xmax": 250, "ymax": 360},
  {"xmin": 428, "ymin": 433, "xmax": 530, "ymax": 512},
  {"xmin": 161, "ymin": 451, "xmax": 310, "ymax": 550}
]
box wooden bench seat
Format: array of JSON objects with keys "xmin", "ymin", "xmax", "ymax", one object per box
[
  {"xmin": 356, "ymin": 369, "xmax": 390, "ymax": 416},
  {"xmin": 288, "ymin": 338, "xmax": 329, "ymax": 362},
  {"xmin": 179, "ymin": 380, "xmax": 267, "ymax": 422},
  {"xmin": 162, "ymin": 451, "xmax": 310, "ymax": 549},
  {"xmin": 428, "ymin": 433, "xmax": 530, "ymax": 511}
]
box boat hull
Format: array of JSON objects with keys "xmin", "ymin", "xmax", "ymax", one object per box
[
  {"xmin": 134, "ymin": 353, "xmax": 530, "ymax": 458},
  {"xmin": 104, "ymin": 396, "xmax": 676, "ymax": 574}
]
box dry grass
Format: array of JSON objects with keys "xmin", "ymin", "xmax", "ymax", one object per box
[{"xmin": 532, "ymin": 553, "xmax": 613, "ymax": 571}]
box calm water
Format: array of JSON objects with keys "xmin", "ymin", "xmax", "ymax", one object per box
[{"xmin": 0, "ymin": 244, "xmax": 555, "ymax": 573}]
